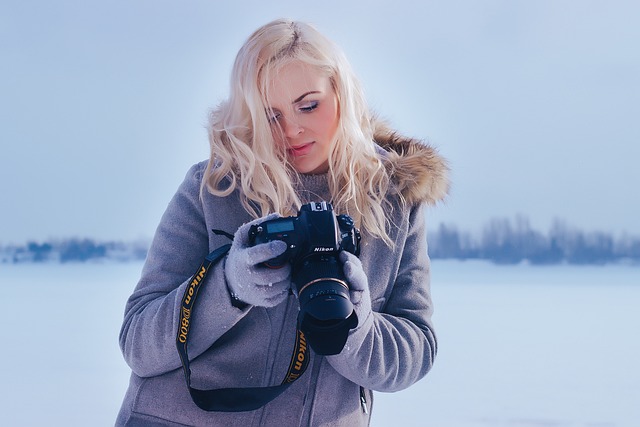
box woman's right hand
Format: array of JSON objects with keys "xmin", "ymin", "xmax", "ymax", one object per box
[{"xmin": 225, "ymin": 214, "xmax": 293, "ymax": 307}]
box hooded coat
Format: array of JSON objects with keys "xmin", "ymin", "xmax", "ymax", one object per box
[{"xmin": 116, "ymin": 125, "xmax": 449, "ymax": 426}]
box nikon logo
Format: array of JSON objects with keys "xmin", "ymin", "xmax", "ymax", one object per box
[
  {"xmin": 178, "ymin": 265, "xmax": 206, "ymax": 344},
  {"xmin": 313, "ymin": 247, "xmax": 333, "ymax": 252}
]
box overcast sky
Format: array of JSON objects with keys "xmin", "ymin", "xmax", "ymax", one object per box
[{"xmin": 2, "ymin": 0, "xmax": 639, "ymax": 244}]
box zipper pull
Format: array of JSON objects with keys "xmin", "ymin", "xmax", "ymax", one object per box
[{"xmin": 359, "ymin": 386, "xmax": 369, "ymax": 414}]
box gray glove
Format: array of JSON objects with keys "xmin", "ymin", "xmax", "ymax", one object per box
[
  {"xmin": 339, "ymin": 251, "xmax": 372, "ymax": 326},
  {"xmin": 225, "ymin": 214, "xmax": 293, "ymax": 307}
]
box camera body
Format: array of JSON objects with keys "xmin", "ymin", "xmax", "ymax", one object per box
[
  {"xmin": 248, "ymin": 201, "xmax": 360, "ymax": 268},
  {"xmin": 248, "ymin": 201, "xmax": 361, "ymax": 355}
]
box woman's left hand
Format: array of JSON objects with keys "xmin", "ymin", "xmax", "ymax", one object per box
[{"xmin": 339, "ymin": 251, "xmax": 372, "ymax": 327}]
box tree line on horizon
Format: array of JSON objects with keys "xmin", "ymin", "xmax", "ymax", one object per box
[
  {"xmin": 0, "ymin": 238, "xmax": 149, "ymax": 263},
  {"xmin": 429, "ymin": 216, "xmax": 640, "ymax": 265},
  {"xmin": 2, "ymin": 216, "xmax": 639, "ymax": 265}
]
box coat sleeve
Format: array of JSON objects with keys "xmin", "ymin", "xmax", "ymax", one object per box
[
  {"xmin": 119, "ymin": 163, "xmax": 250, "ymax": 378},
  {"xmin": 326, "ymin": 203, "xmax": 437, "ymax": 392}
]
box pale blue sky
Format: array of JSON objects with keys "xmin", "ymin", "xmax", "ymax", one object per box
[{"xmin": 1, "ymin": 0, "xmax": 639, "ymax": 243}]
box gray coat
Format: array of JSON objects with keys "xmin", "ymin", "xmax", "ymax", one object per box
[{"xmin": 116, "ymin": 127, "xmax": 449, "ymax": 426}]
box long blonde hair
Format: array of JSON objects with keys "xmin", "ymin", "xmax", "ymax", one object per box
[{"xmin": 202, "ymin": 19, "xmax": 393, "ymax": 244}]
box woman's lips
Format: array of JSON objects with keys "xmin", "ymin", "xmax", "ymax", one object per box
[{"xmin": 288, "ymin": 142, "xmax": 314, "ymax": 157}]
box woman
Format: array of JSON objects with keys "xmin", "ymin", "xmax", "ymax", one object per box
[{"xmin": 117, "ymin": 18, "xmax": 449, "ymax": 426}]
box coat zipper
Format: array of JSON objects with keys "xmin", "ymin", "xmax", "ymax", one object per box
[{"xmin": 359, "ymin": 386, "xmax": 369, "ymax": 414}]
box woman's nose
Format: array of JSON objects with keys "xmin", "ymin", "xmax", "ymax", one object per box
[{"xmin": 282, "ymin": 116, "xmax": 304, "ymax": 138}]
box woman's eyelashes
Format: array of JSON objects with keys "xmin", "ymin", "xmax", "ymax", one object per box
[
  {"xmin": 268, "ymin": 110, "xmax": 281, "ymax": 123},
  {"xmin": 298, "ymin": 100, "xmax": 319, "ymax": 113},
  {"xmin": 267, "ymin": 101, "xmax": 319, "ymax": 123}
]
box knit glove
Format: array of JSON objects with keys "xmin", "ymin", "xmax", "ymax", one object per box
[
  {"xmin": 225, "ymin": 214, "xmax": 292, "ymax": 307},
  {"xmin": 339, "ymin": 251, "xmax": 372, "ymax": 327}
]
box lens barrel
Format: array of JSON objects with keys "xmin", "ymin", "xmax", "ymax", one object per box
[{"xmin": 291, "ymin": 255, "xmax": 357, "ymax": 355}]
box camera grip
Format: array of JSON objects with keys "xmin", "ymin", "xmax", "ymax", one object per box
[{"xmin": 248, "ymin": 223, "xmax": 293, "ymax": 268}]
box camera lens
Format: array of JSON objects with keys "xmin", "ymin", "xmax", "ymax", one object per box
[
  {"xmin": 293, "ymin": 256, "xmax": 354, "ymax": 324},
  {"xmin": 292, "ymin": 255, "xmax": 357, "ymax": 355},
  {"xmin": 298, "ymin": 280, "xmax": 353, "ymax": 323}
]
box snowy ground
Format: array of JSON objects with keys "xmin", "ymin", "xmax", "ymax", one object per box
[{"xmin": 1, "ymin": 260, "xmax": 638, "ymax": 426}]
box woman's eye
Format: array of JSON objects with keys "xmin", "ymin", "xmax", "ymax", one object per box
[
  {"xmin": 298, "ymin": 101, "xmax": 318, "ymax": 112},
  {"xmin": 267, "ymin": 110, "xmax": 281, "ymax": 123}
]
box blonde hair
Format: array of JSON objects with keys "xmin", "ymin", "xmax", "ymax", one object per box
[{"xmin": 202, "ymin": 19, "xmax": 394, "ymax": 245}]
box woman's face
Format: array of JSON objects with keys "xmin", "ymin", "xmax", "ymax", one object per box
[{"xmin": 265, "ymin": 61, "xmax": 339, "ymax": 174}]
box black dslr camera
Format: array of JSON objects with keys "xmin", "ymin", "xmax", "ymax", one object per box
[{"xmin": 248, "ymin": 201, "xmax": 361, "ymax": 355}]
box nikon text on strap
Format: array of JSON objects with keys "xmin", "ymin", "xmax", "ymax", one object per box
[{"xmin": 175, "ymin": 242, "xmax": 310, "ymax": 412}]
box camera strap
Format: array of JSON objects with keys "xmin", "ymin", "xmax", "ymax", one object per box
[{"xmin": 176, "ymin": 242, "xmax": 310, "ymax": 412}]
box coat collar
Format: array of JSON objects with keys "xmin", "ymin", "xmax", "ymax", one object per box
[{"xmin": 373, "ymin": 119, "xmax": 450, "ymax": 206}]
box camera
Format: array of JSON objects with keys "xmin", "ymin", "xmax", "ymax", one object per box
[{"xmin": 248, "ymin": 201, "xmax": 361, "ymax": 355}]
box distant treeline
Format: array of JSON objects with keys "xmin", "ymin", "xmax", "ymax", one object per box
[
  {"xmin": 0, "ymin": 238, "xmax": 149, "ymax": 263},
  {"xmin": 429, "ymin": 216, "xmax": 640, "ymax": 265},
  {"xmin": 2, "ymin": 217, "xmax": 640, "ymax": 265}
]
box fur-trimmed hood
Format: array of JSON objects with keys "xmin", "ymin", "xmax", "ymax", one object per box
[{"xmin": 373, "ymin": 120, "xmax": 450, "ymax": 206}]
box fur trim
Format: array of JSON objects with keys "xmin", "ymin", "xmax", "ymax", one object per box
[{"xmin": 373, "ymin": 119, "xmax": 450, "ymax": 206}]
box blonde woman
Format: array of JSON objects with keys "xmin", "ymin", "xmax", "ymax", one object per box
[{"xmin": 117, "ymin": 18, "xmax": 448, "ymax": 426}]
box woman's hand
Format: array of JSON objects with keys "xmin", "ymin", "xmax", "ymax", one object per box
[
  {"xmin": 225, "ymin": 214, "xmax": 293, "ymax": 307},
  {"xmin": 339, "ymin": 251, "xmax": 372, "ymax": 327}
]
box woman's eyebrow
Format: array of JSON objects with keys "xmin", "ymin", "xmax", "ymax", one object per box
[{"xmin": 293, "ymin": 91, "xmax": 320, "ymax": 103}]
